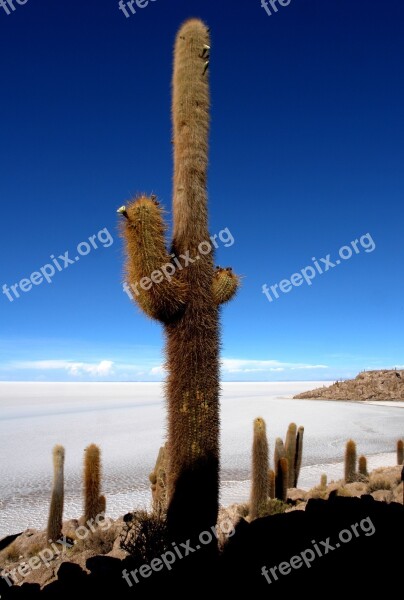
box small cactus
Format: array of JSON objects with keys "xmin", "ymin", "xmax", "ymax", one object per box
[
  {"xmin": 294, "ymin": 426, "xmax": 304, "ymax": 487},
  {"xmin": 344, "ymin": 439, "xmax": 357, "ymax": 483},
  {"xmin": 275, "ymin": 457, "xmax": 289, "ymax": 502},
  {"xmin": 47, "ymin": 445, "xmax": 65, "ymax": 542},
  {"xmin": 320, "ymin": 473, "xmax": 327, "ymax": 490},
  {"xmin": 358, "ymin": 455, "xmax": 368, "ymax": 477},
  {"xmin": 397, "ymin": 440, "xmax": 403, "ymax": 465},
  {"xmin": 150, "ymin": 444, "xmax": 168, "ymax": 514},
  {"xmin": 285, "ymin": 423, "xmax": 297, "ymax": 488},
  {"xmin": 84, "ymin": 444, "xmax": 104, "ymax": 522},
  {"xmin": 274, "ymin": 438, "xmax": 288, "ymax": 501},
  {"xmin": 249, "ymin": 418, "xmax": 269, "ymax": 520},
  {"xmin": 274, "ymin": 437, "xmax": 286, "ymax": 478},
  {"xmin": 268, "ymin": 469, "xmax": 275, "ymax": 500}
]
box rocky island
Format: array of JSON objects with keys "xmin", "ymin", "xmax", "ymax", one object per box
[{"xmin": 294, "ymin": 369, "xmax": 404, "ymax": 401}]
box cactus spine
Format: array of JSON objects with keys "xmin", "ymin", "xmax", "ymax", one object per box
[
  {"xmin": 47, "ymin": 445, "xmax": 65, "ymax": 542},
  {"xmin": 397, "ymin": 440, "xmax": 403, "ymax": 465},
  {"xmin": 344, "ymin": 439, "xmax": 357, "ymax": 483},
  {"xmin": 120, "ymin": 19, "xmax": 239, "ymax": 541},
  {"xmin": 249, "ymin": 418, "xmax": 269, "ymax": 519},
  {"xmin": 84, "ymin": 444, "xmax": 104, "ymax": 522}
]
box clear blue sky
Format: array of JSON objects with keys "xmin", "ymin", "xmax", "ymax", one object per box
[{"xmin": 0, "ymin": 0, "xmax": 403, "ymax": 382}]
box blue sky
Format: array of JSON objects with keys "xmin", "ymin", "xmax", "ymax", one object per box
[{"xmin": 0, "ymin": 0, "xmax": 403, "ymax": 382}]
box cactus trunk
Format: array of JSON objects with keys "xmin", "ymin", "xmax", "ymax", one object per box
[{"xmin": 166, "ymin": 19, "xmax": 219, "ymax": 541}]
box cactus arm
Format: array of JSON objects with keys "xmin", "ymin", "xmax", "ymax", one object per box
[
  {"xmin": 213, "ymin": 267, "xmax": 240, "ymax": 305},
  {"xmin": 121, "ymin": 196, "xmax": 188, "ymax": 323}
]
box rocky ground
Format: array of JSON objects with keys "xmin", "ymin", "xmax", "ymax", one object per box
[
  {"xmin": 1, "ymin": 465, "xmax": 402, "ymax": 591},
  {"xmin": 294, "ymin": 369, "xmax": 404, "ymax": 400}
]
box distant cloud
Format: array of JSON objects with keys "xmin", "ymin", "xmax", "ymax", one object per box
[
  {"xmin": 3, "ymin": 356, "xmax": 329, "ymax": 382},
  {"xmin": 221, "ymin": 358, "xmax": 328, "ymax": 374},
  {"xmin": 11, "ymin": 359, "xmax": 114, "ymax": 377},
  {"xmin": 149, "ymin": 365, "xmax": 167, "ymax": 376}
]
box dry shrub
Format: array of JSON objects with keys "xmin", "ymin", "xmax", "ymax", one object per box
[
  {"xmin": 120, "ymin": 510, "xmax": 168, "ymax": 564},
  {"xmin": 2, "ymin": 541, "xmax": 20, "ymax": 563},
  {"xmin": 71, "ymin": 526, "xmax": 116, "ymax": 555}
]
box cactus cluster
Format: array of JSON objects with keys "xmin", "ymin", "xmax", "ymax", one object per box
[
  {"xmin": 344, "ymin": 441, "xmax": 370, "ymax": 482},
  {"xmin": 249, "ymin": 418, "xmax": 304, "ymax": 515},
  {"xmin": 119, "ymin": 18, "xmax": 239, "ymax": 541},
  {"xmin": 46, "ymin": 443, "xmax": 106, "ymax": 541},
  {"xmin": 274, "ymin": 423, "xmax": 304, "ymax": 501}
]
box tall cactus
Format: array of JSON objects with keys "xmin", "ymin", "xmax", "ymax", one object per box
[
  {"xmin": 120, "ymin": 19, "xmax": 239, "ymax": 541},
  {"xmin": 249, "ymin": 418, "xmax": 269, "ymax": 520},
  {"xmin": 47, "ymin": 445, "xmax": 65, "ymax": 542}
]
